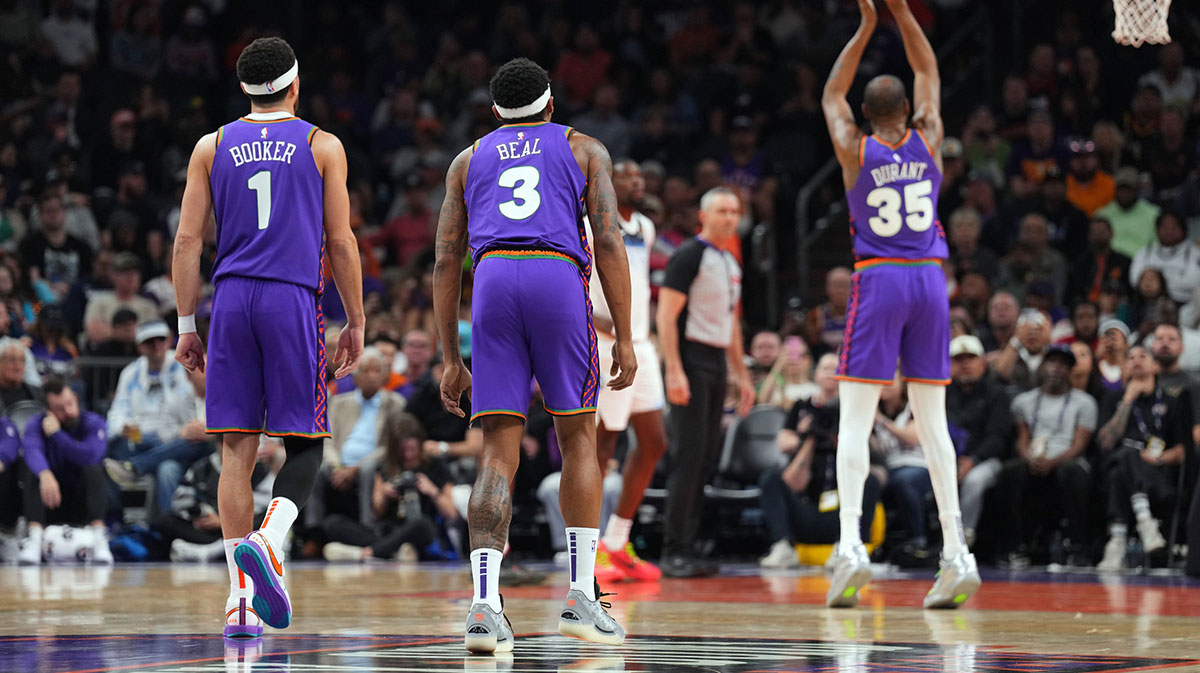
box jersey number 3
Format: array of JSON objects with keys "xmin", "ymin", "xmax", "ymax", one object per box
[
  {"xmin": 498, "ymin": 166, "xmax": 541, "ymax": 220},
  {"xmin": 865, "ymin": 179, "xmax": 934, "ymax": 237},
  {"xmin": 247, "ymin": 170, "xmax": 272, "ymax": 230}
]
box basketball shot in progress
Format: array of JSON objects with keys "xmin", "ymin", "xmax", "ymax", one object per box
[
  {"xmin": 173, "ymin": 37, "xmax": 365, "ymax": 637},
  {"xmin": 821, "ymin": 0, "xmax": 980, "ymax": 608},
  {"xmin": 432, "ymin": 58, "xmax": 637, "ymax": 653}
]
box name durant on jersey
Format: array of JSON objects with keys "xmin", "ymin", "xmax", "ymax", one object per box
[{"xmin": 869, "ymin": 161, "xmax": 928, "ymax": 188}]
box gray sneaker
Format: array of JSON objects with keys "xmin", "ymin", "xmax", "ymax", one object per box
[
  {"xmin": 557, "ymin": 581, "xmax": 625, "ymax": 645},
  {"xmin": 825, "ymin": 542, "xmax": 872, "ymax": 608},
  {"xmin": 923, "ymin": 551, "xmax": 981, "ymax": 609},
  {"xmin": 464, "ymin": 598, "xmax": 513, "ymax": 654}
]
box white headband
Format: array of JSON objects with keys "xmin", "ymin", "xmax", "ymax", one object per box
[
  {"xmin": 240, "ymin": 60, "xmax": 299, "ymax": 96},
  {"xmin": 494, "ymin": 86, "xmax": 551, "ymax": 120}
]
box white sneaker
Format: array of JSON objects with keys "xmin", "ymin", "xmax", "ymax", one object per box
[
  {"xmin": 17, "ymin": 534, "xmax": 42, "ymax": 565},
  {"xmin": 322, "ymin": 542, "xmax": 365, "ymax": 562},
  {"xmin": 90, "ymin": 528, "xmax": 113, "ymax": 565},
  {"xmin": 1137, "ymin": 518, "xmax": 1166, "ymax": 553},
  {"xmin": 1097, "ymin": 536, "xmax": 1125, "ymax": 571},
  {"xmin": 171, "ymin": 538, "xmax": 223, "ymax": 562},
  {"xmin": 396, "ymin": 542, "xmax": 418, "ymax": 562},
  {"xmin": 759, "ymin": 540, "xmax": 799, "ymax": 569},
  {"xmin": 224, "ymin": 593, "xmax": 264, "ymax": 638}
]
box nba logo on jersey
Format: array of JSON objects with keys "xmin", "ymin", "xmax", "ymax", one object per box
[
  {"xmin": 517, "ymin": 131, "xmax": 525, "ymax": 141},
  {"xmin": 261, "ymin": 127, "xmax": 268, "ymax": 139}
]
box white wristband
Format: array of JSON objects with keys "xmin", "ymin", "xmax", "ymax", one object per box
[{"xmin": 178, "ymin": 314, "xmax": 197, "ymax": 335}]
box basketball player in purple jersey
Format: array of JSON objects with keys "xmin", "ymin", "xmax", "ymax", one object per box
[
  {"xmin": 173, "ymin": 37, "xmax": 365, "ymax": 637},
  {"xmin": 822, "ymin": 0, "xmax": 979, "ymax": 608},
  {"xmin": 433, "ymin": 58, "xmax": 636, "ymax": 653}
]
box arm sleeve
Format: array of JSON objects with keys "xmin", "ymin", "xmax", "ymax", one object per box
[
  {"xmin": 51, "ymin": 413, "xmax": 107, "ymax": 466},
  {"xmin": 662, "ymin": 240, "xmax": 704, "ymax": 295},
  {"xmin": 21, "ymin": 415, "xmax": 49, "ymax": 475}
]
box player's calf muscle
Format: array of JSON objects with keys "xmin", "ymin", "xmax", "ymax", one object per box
[{"xmin": 468, "ymin": 466, "xmax": 512, "ymax": 550}]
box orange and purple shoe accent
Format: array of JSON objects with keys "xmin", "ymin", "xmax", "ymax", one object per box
[
  {"xmin": 234, "ymin": 532, "xmax": 292, "ymax": 629},
  {"xmin": 224, "ymin": 597, "xmax": 263, "ymax": 638}
]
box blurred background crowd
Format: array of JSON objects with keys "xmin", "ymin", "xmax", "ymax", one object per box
[{"xmin": 0, "ymin": 0, "xmax": 1199, "ymax": 574}]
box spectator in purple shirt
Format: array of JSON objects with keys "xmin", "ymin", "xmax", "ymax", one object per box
[{"xmin": 17, "ymin": 378, "xmax": 111, "ymax": 565}]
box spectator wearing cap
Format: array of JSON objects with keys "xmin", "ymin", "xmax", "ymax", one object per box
[
  {"xmin": 937, "ymin": 137, "xmax": 967, "ymax": 221},
  {"xmin": 83, "ymin": 252, "xmax": 160, "ymax": 345},
  {"xmin": 19, "ymin": 193, "xmax": 93, "ymax": 304},
  {"xmin": 1129, "ymin": 210, "xmax": 1200, "ymax": 307},
  {"xmin": 1097, "ymin": 320, "xmax": 1131, "ymax": 392},
  {"xmin": 1039, "ymin": 166, "xmax": 1089, "ymax": 256},
  {"xmin": 946, "ymin": 334, "xmax": 1013, "ymax": 546},
  {"xmin": 1066, "ymin": 216, "xmax": 1131, "ymax": 306},
  {"xmin": 947, "ymin": 208, "xmax": 999, "ymax": 281},
  {"xmin": 1066, "ymin": 138, "xmax": 1114, "ymax": 216},
  {"xmin": 106, "ymin": 322, "xmax": 194, "ymax": 470},
  {"xmin": 997, "ymin": 213, "xmax": 1067, "ymax": 305},
  {"xmin": 1095, "ymin": 167, "xmax": 1161, "ymax": 258},
  {"xmin": 996, "ymin": 345, "xmax": 1097, "ymax": 566},
  {"xmin": 1094, "ymin": 344, "xmax": 1189, "ymax": 570},
  {"xmin": 993, "ymin": 308, "xmax": 1053, "ymax": 394}
]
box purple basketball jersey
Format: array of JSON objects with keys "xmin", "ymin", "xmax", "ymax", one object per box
[
  {"xmin": 846, "ymin": 129, "xmax": 947, "ymax": 260},
  {"xmin": 209, "ymin": 114, "xmax": 325, "ymax": 292},
  {"xmin": 464, "ymin": 121, "xmax": 590, "ymax": 271}
]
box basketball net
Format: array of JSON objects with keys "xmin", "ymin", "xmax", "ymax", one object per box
[{"xmin": 1112, "ymin": 0, "xmax": 1172, "ymax": 47}]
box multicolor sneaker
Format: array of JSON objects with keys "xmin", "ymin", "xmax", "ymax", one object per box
[
  {"xmin": 593, "ymin": 543, "xmax": 627, "ymax": 583},
  {"xmin": 464, "ymin": 596, "xmax": 514, "ymax": 654},
  {"xmin": 825, "ymin": 541, "xmax": 872, "ymax": 608},
  {"xmin": 224, "ymin": 594, "xmax": 264, "ymax": 638},
  {"xmin": 234, "ymin": 531, "xmax": 292, "ymax": 629},
  {"xmin": 557, "ymin": 581, "xmax": 625, "ymax": 646},
  {"xmin": 607, "ymin": 542, "xmax": 661, "ymax": 581}
]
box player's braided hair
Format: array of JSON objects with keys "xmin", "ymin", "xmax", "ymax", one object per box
[
  {"xmin": 236, "ymin": 37, "xmax": 296, "ymax": 105},
  {"xmin": 489, "ymin": 58, "xmax": 551, "ymax": 123}
]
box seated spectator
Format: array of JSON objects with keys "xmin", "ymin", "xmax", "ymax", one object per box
[
  {"xmin": 83, "ymin": 252, "xmax": 160, "ymax": 345},
  {"xmin": 105, "ymin": 322, "xmax": 194, "ymax": 480},
  {"xmin": 747, "ymin": 330, "xmax": 781, "ymax": 393},
  {"xmin": 1130, "ymin": 211, "xmax": 1199, "ymax": 306},
  {"xmin": 85, "ymin": 308, "xmax": 139, "ymax": 357},
  {"xmin": 993, "ymin": 308, "xmax": 1052, "ymax": 393},
  {"xmin": 1069, "ymin": 340, "xmax": 1106, "ymax": 404},
  {"xmin": 0, "ymin": 338, "xmax": 38, "ymax": 409},
  {"xmin": 804, "ymin": 267, "xmax": 850, "ymax": 355},
  {"xmin": 1055, "ymin": 301, "xmax": 1100, "ymax": 350},
  {"xmin": 758, "ymin": 334, "xmax": 817, "ymax": 408},
  {"xmin": 17, "ymin": 379, "xmax": 112, "ymax": 565},
  {"xmin": 997, "ymin": 214, "xmax": 1067, "ymax": 304},
  {"xmin": 104, "ymin": 366, "xmax": 213, "ymax": 512},
  {"xmin": 0, "ymin": 263, "xmax": 35, "ymax": 335},
  {"xmin": 28, "ymin": 306, "xmax": 78, "ymax": 379},
  {"xmin": 996, "ymin": 346, "xmax": 1097, "ymax": 566},
  {"xmin": 870, "ymin": 376, "xmax": 932, "ymax": 562},
  {"xmin": 369, "ymin": 336, "xmax": 407, "ymax": 392},
  {"xmin": 1066, "ymin": 216, "xmax": 1130, "ymax": 306},
  {"xmin": 1041, "ymin": 167, "xmax": 1090, "ymax": 256},
  {"xmin": 1098, "ymin": 279, "xmax": 1126, "ymax": 325},
  {"xmin": 1150, "ymin": 323, "xmax": 1200, "ymax": 440},
  {"xmin": 395, "ymin": 328, "xmax": 435, "ymax": 398},
  {"xmin": 1128, "ymin": 269, "xmax": 1170, "ymax": 340},
  {"xmin": 1065, "ymin": 138, "xmax": 1115, "ymax": 216},
  {"xmin": 947, "ymin": 207, "xmax": 999, "ymax": 280},
  {"xmin": 759, "ymin": 354, "xmax": 880, "ymax": 568},
  {"xmin": 978, "ymin": 291, "xmax": 1019, "ymax": 353},
  {"xmin": 156, "ymin": 437, "xmax": 281, "ymax": 562},
  {"xmin": 305, "ymin": 347, "xmax": 406, "ymax": 540},
  {"xmin": 1096, "ymin": 167, "xmax": 1160, "ymax": 258},
  {"xmin": 405, "ymin": 358, "xmax": 483, "ymax": 464},
  {"xmin": 18, "ymin": 193, "xmax": 92, "ymax": 305},
  {"xmin": 321, "ymin": 413, "xmax": 458, "ymax": 561},
  {"xmin": 1095, "ymin": 345, "xmax": 1187, "ymax": 570},
  {"xmin": 1097, "ymin": 320, "xmax": 1131, "ymax": 392},
  {"xmin": 946, "ymin": 335, "xmax": 1012, "ymax": 547}
]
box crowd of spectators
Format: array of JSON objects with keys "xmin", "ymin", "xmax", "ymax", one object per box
[{"xmin": 0, "ymin": 0, "xmax": 1197, "ymax": 573}]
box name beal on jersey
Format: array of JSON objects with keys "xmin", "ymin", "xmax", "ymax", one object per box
[{"xmin": 494, "ymin": 134, "xmax": 543, "ymax": 161}]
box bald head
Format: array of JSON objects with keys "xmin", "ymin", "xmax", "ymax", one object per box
[{"xmin": 863, "ymin": 75, "xmax": 908, "ymax": 123}]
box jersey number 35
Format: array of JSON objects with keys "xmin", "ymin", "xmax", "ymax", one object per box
[{"xmin": 865, "ymin": 179, "xmax": 934, "ymax": 237}]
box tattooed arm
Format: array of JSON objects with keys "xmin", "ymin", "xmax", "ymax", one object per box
[
  {"xmin": 433, "ymin": 146, "xmax": 474, "ymax": 416},
  {"xmin": 822, "ymin": 0, "xmax": 876, "ymax": 188},
  {"xmin": 571, "ymin": 131, "xmax": 637, "ymax": 390}
]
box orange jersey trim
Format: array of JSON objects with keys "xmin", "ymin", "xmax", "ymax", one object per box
[
  {"xmin": 902, "ymin": 376, "xmax": 951, "ymax": 386},
  {"xmin": 858, "ymin": 135, "xmax": 867, "ymax": 167},
  {"xmin": 470, "ymin": 410, "xmax": 527, "ymax": 423},
  {"xmin": 853, "ymin": 257, "xmax": 943, "ymax": 271},
  {"xmin": 870, "ymin": 129, "xmax": 912, "ymax": 150},
  {"xmin": 306, "ymin": 126, "xmax": 319, "ymax": 145},
  {"xmin": 833, "ymin": 375, "xmax": 895, "ymax": 385},
  {"xmin": 914, "ymin": 128, "xmax": 936, "ymax": 156}
]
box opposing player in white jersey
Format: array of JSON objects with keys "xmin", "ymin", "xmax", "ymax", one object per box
[{"xmin": 587, "ymin": 160, "xmax": 668, "ymax": 581}]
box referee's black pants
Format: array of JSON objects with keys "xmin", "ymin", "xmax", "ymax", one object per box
[{"xmin": 663, "ymin": 341, "xmax": 726, "ymax": 559}]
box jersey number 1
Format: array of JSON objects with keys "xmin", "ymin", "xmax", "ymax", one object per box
[
  {"xmin": 247, "ymin": 170, "xmax": 272, "ymax": 230},
  {"xmin": 865, "ymin": 179, "xmax": 934, "ymax": 237},
  {"xmin": 497, "ymin": 166, "xmax": 541, "ymax": 220}
]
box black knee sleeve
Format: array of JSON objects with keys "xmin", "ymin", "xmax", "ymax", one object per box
[{"xmin": 273, "ymin": 436, "xmax": 324, "ymax": 508}]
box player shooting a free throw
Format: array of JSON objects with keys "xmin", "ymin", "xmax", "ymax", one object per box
[{"xmin": 821, "ymin": 0, "xmax": 980, "ymax": 609}]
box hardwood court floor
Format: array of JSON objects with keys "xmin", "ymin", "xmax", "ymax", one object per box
[{"xmin": 1, "ymin": 561, "xmax": 1199, "ymax": 672}]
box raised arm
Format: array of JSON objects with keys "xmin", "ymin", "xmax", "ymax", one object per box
[
  {"xmin": 172, "ymin": 132, "xmax": 216, "ymax": 372},
  {"xmin": 885, "ymin": 0, "xmax": 942, "ymax": 157},
  {"xmin": 574, "ymin": 132, "xmax": 636, "ymax": 391},
  {"xmin": 432, "ymin": 146, "xmax": 473, "ymax": 416},
  {"xmin": 822, "ymin": 0, "xmax": 877, "ymax": 186},
  {"xmin": 313, "ymin": 130, "xmax": 364, "ymax": 378}
]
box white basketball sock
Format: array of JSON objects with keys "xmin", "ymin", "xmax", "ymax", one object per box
[
  {"xmin": 907, "ymin": 383, "xmax": 967, "ymax": 559},
  {"xmin": 470, "ymin": 548, "xmax": 503, "ymax": 612},
  {"xmin": 225, "ymin": 538, "xmax": 252, "ymax": 597},
  {"xmin": 566, "ymin": 527, "xmax": 599, "ymax": 599},
  {"xmin": 258, "ymin": 497, "xmax": 297, "ymax": 553},
  {"xmin": 836, "ymin": 381, "xmax": 884, "ymax": 548},
  {"xmin": 1131, "ymin": 492, "xmax": 1152, "ymax": 523},
  {"xmin": 603, "ymin": 515, "xmax": 633, "ymax": 551}
]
